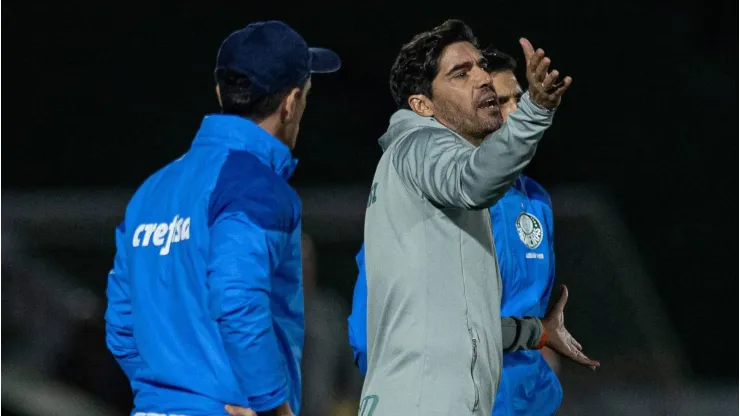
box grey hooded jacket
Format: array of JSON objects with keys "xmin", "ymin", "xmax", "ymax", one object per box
[{"xmin": 359, "ymin": 92, "xmax": 554, "ymax": 416}]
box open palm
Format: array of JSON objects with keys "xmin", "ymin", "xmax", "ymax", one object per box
[{"xmin": 541, "ymin": 285, "xmax": 600, "ymax": 370}]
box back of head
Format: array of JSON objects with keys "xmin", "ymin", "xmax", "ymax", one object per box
[
  {"xmin": 215, "ymin": 68, "xmax": 294, "ymax": 123},
  {"xmin": 481, "ymin": 47, "xmax": 517, "ymax": 74},
  {"xmin": 389, "ymin": 19, "xmax": 478, "ymax": 110},
  {"xmin": 213, "ymin": 21, "xmax": 341, "ymax": 123}
]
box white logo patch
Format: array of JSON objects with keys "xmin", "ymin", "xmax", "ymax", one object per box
[
  {"xmin": 132, "ymin": 215, "xmax": 191, "ymax": 256},
  {"xmin": 515, "ymin": 212, "xmax": 543, "ymax": 249}
]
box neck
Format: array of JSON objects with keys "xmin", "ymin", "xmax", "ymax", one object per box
[
  {"xmin": 436, "ymin": 118, "xmax": 484, "ymax": 147},
  {"xmin": 462, "ymin": 134, "xmax": 485, "ymax": 146},
  {"xmin": 430, "ymin": 113, "xmax": 484, "ymax": 147},
  {"xmin": 257, "ymin": 115, "xmax": 292, "ymax": 149}
]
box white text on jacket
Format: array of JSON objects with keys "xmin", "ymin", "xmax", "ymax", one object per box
[{"xmin": 132, "ymin": 215, "xmax": 191, "ymax": 255}]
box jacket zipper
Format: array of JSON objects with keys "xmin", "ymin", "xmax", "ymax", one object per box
[
  {"xmin": 485, "ymin": 213, "xmax": 502, "ymax": 294},
  {"xmin": 468, "ymin": 327, "xmax": 480, "ymax": 411}
]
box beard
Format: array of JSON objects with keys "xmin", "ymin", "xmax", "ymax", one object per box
[{"xmin": 433, "ymin": 99, "xmax": 503, "ymax": 144}]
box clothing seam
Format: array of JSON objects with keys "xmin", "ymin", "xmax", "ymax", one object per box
[{"xmin": 389, "ymin": 128, "xmax": 428, "ymax": 202}]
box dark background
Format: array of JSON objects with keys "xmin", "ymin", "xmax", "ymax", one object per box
[{"xmin": 3, "ymin": 0, "xmax": 737, "ymax": 386}]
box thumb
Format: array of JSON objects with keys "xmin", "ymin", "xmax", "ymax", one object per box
[{"xmin": 554, "ymin": 284, "xmax": 569, "ymax": 314}]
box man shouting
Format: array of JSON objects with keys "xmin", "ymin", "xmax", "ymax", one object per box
[{"xmin": 359, "ymin": 20, "xmax": 597, "ymax": 416}]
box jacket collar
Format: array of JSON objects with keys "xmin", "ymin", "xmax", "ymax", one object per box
[
  {"xmin": 379, "ymin": 109, "xmax": 469, "ymax": 152},
  {"xmin": 192, "ymin": 114, "xmax": 298, "ymax": 179}
]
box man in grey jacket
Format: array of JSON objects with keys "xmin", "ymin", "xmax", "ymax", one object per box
[{"xmin": 360, "ymin": 20, "xmax": 598, "ymax": 416}]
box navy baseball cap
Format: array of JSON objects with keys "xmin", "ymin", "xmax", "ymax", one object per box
[{"xmin": 215, "ymin": 21, "xmax": 341, "ymax": 96}]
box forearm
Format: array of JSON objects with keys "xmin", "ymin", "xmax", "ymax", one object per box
[
  {"xmin": 217, "ymin": 292, "xmax": 289, "ymax": 411},
  {"xmin": 501, "ymin": 316, "xmax": 546, "ymax": 353},
  {"xmin": 105, "ymin": 323, "xmax": 145, "ymax": 379},
  {"xmin": 395, "ymin": 92, "xmax": 554, "ymax": 210},
  {"xmin": 104, "ymin": 242, "xmax": 141, "ymax": 380},
  {"xmin": 461, "ymin": 92, "xmax": 554, "ymax": 208}
]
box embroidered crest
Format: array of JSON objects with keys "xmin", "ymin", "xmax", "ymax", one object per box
[{"xmin": 515, "ymin": 212, "xmax": 543, "ymax": 249}]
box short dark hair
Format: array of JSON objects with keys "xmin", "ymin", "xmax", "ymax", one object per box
[
  {"xmin": 215, "ymin": 69, "xmax": 299, "ymax": 122},
  {"xmin": 481, "ymin": 47, "xmax": 517, "ymax": 73},
  {"xmin": 389, "ymin": 19, "xmax": 479, "ymax": 110}
]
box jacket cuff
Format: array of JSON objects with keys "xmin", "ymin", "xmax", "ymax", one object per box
[
  {"xmin": 248, "ymin": 379, "xmax": 290, "ymax": 412},
  {"xmin": 535, "ymin": 320, "xmax": 548, "ymax": 349},
  {"xmin": 521, "ymin": 91, "xmax": 557, "ymax": 116}
]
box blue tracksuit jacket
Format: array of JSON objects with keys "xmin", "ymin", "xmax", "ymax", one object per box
[
  {"xmin": 105, "ymin": 115, "xmax": 304, "ymax": 415},
  {"xmin": 348, "ymin": 175, "xmax": 563, "ymax": 415}
]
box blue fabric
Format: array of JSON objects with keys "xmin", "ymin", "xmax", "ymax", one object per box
[
  {"xmin": 347, "ymin": 175, "xmax": 563, "ymax": 416},
  {"xmin": 105, "ymin": 114, "xmax": 303, "ymax": 416}
]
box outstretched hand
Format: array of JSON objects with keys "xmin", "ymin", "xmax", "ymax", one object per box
[
  {"xmin": 519, "ymin": 38, "xmax": 572, "ymax": 109},
  {"xmin": 541, "ymin": 285, "xmax": 600, "ymax": 370}
]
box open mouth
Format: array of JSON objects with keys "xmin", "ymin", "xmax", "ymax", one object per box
[{"xmin": 478, "ymin": 98, "xmax": 498, "ymax": 110}]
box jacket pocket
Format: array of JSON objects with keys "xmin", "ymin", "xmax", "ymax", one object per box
[{"xmin": 467, "ymin": 327, "xmax": 480, "ymax": 411}]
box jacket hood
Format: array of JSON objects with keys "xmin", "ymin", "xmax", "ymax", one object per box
[{"xmin": 378, "ymin": 109, "xmax": 445, "ymax": 151}]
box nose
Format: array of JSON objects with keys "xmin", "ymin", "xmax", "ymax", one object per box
[{"xmin": 473, "ymin": 66, "xmax": 494, "ymax": 89}]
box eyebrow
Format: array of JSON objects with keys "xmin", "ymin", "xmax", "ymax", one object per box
[{"xmin": 446, "ymin": 57, "xmax": 488, "ymax": 76}]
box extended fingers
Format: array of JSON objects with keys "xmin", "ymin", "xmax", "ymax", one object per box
[
  {"xmin": 522, "ymin": 39, "xmax": 545, "ymax": 79},
  {"xmin": 571, "ymin": 348, "xmax": 600, "ymax": 369},
  {"xmin": 571, "ymin": 336, "xmax": 583, "ymax": 351},
  {"xmin": 534, "ymin": 57, "xmax": 551, "ymax": 83},
  {"xmin": 520, "ymin": 38, "xmax": 534, "ymax": 61},
  {"xmin": 542, "ymin": 69, "xmax": 560, "ymax": 90},
  {"xmin": 546, "ymin": 76, "xmax": 573, "ymax": 103},
  {"xmin": 553, "ymin": 76, "xmax": 572, "ymax": 95}
]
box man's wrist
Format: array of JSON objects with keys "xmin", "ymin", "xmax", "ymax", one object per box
[
  {"xmin": 523, "ymin": 90, "xmax": 557, "ymax": 114},
  {"xmin": 536, "ymin": 320, "xmax": 548, "ymax": 349}
]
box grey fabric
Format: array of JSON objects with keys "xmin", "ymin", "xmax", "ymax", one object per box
[
  {"xmin": 501, "ymin": 317, "xmax": 544, "ymax": 353},
  {"xmin": 360, "ymin": 92, "xmax": 554, "ymax": 416}
]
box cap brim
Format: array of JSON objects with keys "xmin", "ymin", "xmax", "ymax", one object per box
[{"xmin": 309, "ymin": 47, "xmax": 341, "ymax": 73}]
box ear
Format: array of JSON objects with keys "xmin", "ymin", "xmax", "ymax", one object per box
[
  {"xmin": 408, "ymin": 94, "xmax": 434, "ymax": 117},
  {"xmin": 215, "ymin": 84, "xmax": 223, "ymax": 108},
  {"xmin": 281, "ymin": 87, "xmax": 302, "ymax": 121}
]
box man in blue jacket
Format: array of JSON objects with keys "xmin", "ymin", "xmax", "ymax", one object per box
[
  {"xmin": 348, "ymin": 48, "xmax": 564, "ymax": 415},
  {"xmin": 104, "ymin": 21, "xmax": 340, "ymax": 416}
]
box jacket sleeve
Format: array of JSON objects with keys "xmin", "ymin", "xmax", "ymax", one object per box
[
  {"xmin": 105, "ymin": 222, "xmax": 144, "ymax": 380},
  {"xmin": 392, "ymin": 92, "xmax": 554, "ymax": 210},
  {"xmin": 347, "ymin": 245, "xmax": 369, "ymax": 375},
  {"xmin": 501, "ymin": 316, "xmax": 545, "ymax": 353},
  {"xmin": 207, "ymin": 191, "xmax": 292, "ymax": 412}
]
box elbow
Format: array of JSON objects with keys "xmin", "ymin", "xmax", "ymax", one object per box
[
  {"xmin": 464, "ymin": 191, "xmax": 505, "ymax": 211},
  {"xmin": 459, "ymin": 176, "xmax": 507, "ymax": 210},
  {"xmin": 105, "ymin": 326, "xmax": 136, "ymax": 361},
  {"xmin": 467, "ymin": 199, "xmax": 498, "ymax": 211}
]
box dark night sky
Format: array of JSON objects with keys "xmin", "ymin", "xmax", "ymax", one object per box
[{"xmin": 3, "ymin": 0, "xmax": 737, "ymax": 379}]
